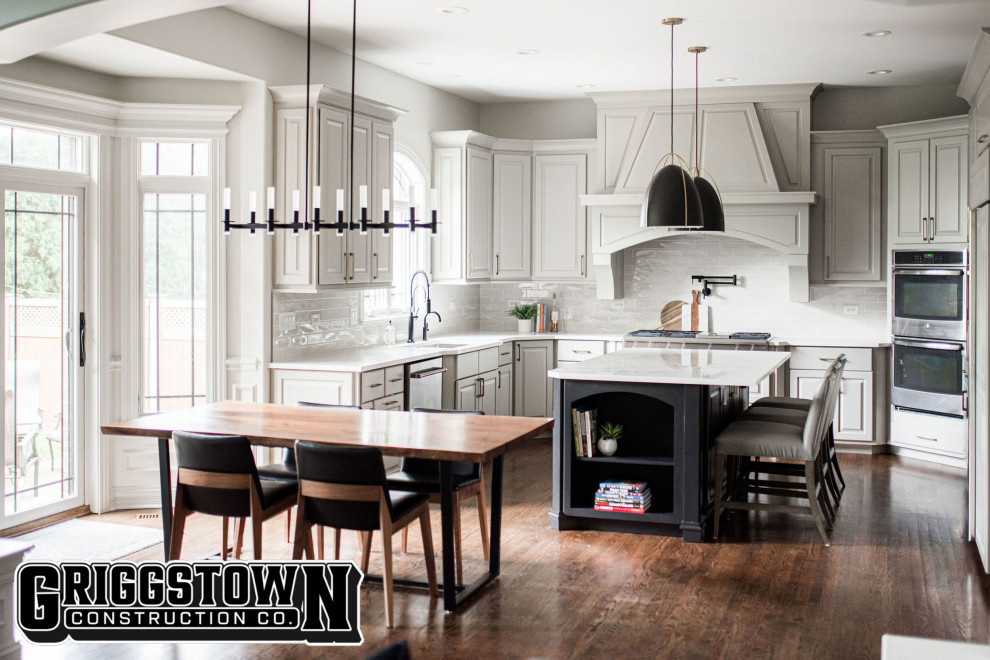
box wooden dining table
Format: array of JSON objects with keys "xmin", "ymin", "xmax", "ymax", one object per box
[{"xmin": 101, "ymin": 401, "xmax": 553, "ymax": 612}]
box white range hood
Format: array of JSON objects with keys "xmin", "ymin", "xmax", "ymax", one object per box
[{"xmin": 583, "ymin": 84, "xmax": 819, "ymax": 302}]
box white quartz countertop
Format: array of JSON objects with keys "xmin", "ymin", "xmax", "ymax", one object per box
[
  {"xmin": 548, "ymin": 347, "xmax": 790, "ymax": 386},
  {"xmin": 269, "ymin": 330, "xmax": 626, "ymax": 373}
]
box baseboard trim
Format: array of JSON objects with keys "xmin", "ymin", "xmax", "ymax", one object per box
[{"xmin": 0, "ymin": 505, "xmax": 91, "ymax": 537}]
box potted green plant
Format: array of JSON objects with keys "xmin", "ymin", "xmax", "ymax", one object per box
[
  {"xmin": 597, "ymin": 421, "xmax": 622, "ymax": 456},
  {"xmin": 507, "ymin": 303, "xmax": 538, "ymax": 333}
]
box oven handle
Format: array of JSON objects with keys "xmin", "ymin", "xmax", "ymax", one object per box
[
  {"xmin": 893, "ymin": 269, "xmax": 965, "ymax": 276},
  {"xmin": 893, "ymin": 338, "xmax": 965, "ymax": 351}
]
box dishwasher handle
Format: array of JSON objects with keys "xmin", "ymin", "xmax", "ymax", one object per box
[{"xmin": 410, "ymin": 367, "xmax": 447, "ymax": 379}]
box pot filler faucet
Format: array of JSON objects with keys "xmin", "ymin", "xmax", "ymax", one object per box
[{"xmin": 408, "ymin": 270, "xmax": 441, "ymax": 343}]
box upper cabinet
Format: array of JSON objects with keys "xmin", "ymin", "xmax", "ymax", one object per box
[
  {"xmin": 533, "ymin": 151, "xmax": 589, "ymax": 280},
  {"xmin": 811, "ymin": 131, "xmax": 883, "ymax": 283},
  {"xmin": 431, "ymin": 132, "xmax": 495, "ymax": 282},
  {"xmin": 270, "ymin": 85, "xmax": 404, "ymax": 290},
  {"xmin": 492, "ymin": 152, "xmax": 532, "ymax": 280},
  {"xmin": 880, "ymin": 116, "xmax": 969, "ymax": 246},
  {"xmin": 958, "ymin": 27, "xmax": 990, "ymax": 209}
]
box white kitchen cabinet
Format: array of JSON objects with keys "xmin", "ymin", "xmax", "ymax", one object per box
[
  {"xmin": 431, "ymin": 132, "xmax": 496, "ymax": 282},
  {"xmin": 812, "ymin": 134, "xmax": 882, "ymax": 282},
  {"xmin": 970, "ymin": 202, "xmax": 990, "ymax": 570},
  {"xmin": 492, "ymin": 152, "xmax": 532, "ymax": 280},
  {"xmin": 513, "ymin": 340, "xmax": 554, "ymax": 418},
  {"xmin": 533, "ymin": 153, "xmax": 588, "ymax": 280},
  {"xmin": 881, "ymin": 117, "xmax": 969, "ymax": 246},
  {"xmin": 789, "ymin": 369, "xmax": 873, "ymax": 443},
  {"xmin": 272, "ymin": 369, "xmax": 357, "ymax": 406},
  {"xmin": 496, "ymin": 363, "xmax": 513, "ymax": 416},
  {"xmin": 270, "ymin": 85, "xmax": 403, "ymax": 290}
]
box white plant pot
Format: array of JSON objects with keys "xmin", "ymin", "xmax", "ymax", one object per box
[{"xmin": 518, "ymin": 318, "xmax": 535, "ymax": 333}]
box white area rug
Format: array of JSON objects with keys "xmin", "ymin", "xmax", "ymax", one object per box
[{"xmin": 16, "ymin": 519, "xmax": 162, "ymax": 562}]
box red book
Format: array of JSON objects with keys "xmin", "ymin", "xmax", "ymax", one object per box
[{"xmin": 593, "ymin": 504, "xmax": 648, "ymax": 514}]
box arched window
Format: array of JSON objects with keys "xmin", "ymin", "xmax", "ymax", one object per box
[{"xmin": 364, "ymin": 148, "xmax": 430, "ymax": 317}]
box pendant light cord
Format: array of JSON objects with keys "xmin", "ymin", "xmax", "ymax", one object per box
[
  {"xmin": 669, "ymin": 20, "xmax": 674, "ymax": 157},
  {"xmin": 303, "ymin": 0, "xmax": 312, "ymax": 222},
  {"xmin": 694, "ymin": 50, "xmax": 699, "ymax": 173},
  {"xmin": 349, "ymin": 0, "xmax": 357, "ymax": 224}
]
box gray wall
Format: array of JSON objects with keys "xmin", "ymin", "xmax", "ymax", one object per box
[
  {"xmin": 479, "ymin": 98, "xmax": 596, "ymax": 139},
  {"xmin": 811, "ymin": 84, "xmax": 970, "ymax": 131}
]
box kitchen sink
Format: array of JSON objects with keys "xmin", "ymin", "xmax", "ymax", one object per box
[{"xmin": 405, "ymin": 342, "xmax": 468, "ymax": 349}]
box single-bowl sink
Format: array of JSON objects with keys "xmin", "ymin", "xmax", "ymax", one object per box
[{"xmin": 404, "ymin": 342, "xmax": 468, "ymax": 349}]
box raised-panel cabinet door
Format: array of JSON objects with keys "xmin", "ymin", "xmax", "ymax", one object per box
[
  {"xmin": 889, "ymin": 139, "xmax": 930, "ymax": 244},
  {"xmin": 456, "ymin": 377, "xmax": 480, "ymax": 412},
  {"xmin": 496, "ymin": 363, "xmax": 513, "ymax": 416},
  {"xmin": 514, "ymin": 340, "xmax": 553, "ymax": 417},
  {"xmin": 822, "ymin": 146, "xmax": 882, "ymax": 281},
  {"xmin": 493, "ymin": 153, "xmax": 532, "ymax": 280},
  {"xmin": 929, "ymin": 134, "xmax": 968, "ymax": 243},
  {"xmin": 466, "ymin": 146, "xmax": 493, "ymax": 279},
  {"xmin": 274, "ymin": 107, "xmax": 315, "ymax": 287},
  {"xmin": 432, "ymin": 146, "xmax": 464, "ymax": 281},
  {"xmin": 272, "ymin": 370, "xmax": 355, "ymax": 406},
  {"xmin": 318, "ymin": 106, "xmax": 348, "ymax": 285},
  {"xmin": 347, "ymin": 116, "xmax": 373, "ymax": 283},
  {"xmin": 834, "ymin": 373, "xmax": 873, "ymax": 442},
  {"xmin": 533, "ymin": 154, "xmax": 587, "ymax": 279},
  {"xmin": 480, "ymin": 371, "xmax": 497, "ymax": 416},
  {"xmin": 370, "ymin": 120, "xmax": 394, "ymax": 285}
]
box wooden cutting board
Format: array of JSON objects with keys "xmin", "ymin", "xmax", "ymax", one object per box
[{"xmin": 660, "ymin": 300, "xmax": 686, "ymax": 330}]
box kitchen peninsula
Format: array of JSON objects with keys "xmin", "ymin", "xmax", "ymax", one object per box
[{"xmin": 548, "ymin": 348, "xmax": 789, "ymax": 541}]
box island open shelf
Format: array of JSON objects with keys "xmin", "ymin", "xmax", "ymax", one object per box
[{"xmin": 548, "ymin": 348, "xmax": 789, "ymax": 541}]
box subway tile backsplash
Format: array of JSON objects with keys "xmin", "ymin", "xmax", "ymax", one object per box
[{"xmin": 273, "ymin": 234, "xmax": 887, "ymax": 361}]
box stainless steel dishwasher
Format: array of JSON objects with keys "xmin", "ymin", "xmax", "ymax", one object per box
[{"xmin": 405, "ymin": 357, "xmax": 445, "ymax": 410}]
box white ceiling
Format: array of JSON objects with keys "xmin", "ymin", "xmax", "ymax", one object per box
[{"xmin": 226, "ymin": 0, "xmax": 990, "ymax": 103}]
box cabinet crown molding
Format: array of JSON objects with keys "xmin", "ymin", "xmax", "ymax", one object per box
[
  {"xmin": 958, "ymin": 28, "xmax": 990, "ymax": 105},
  {"xmin": 811, "ymin": 130, "xmax": 884, "ymax": 146},
  {"xmin": 588, "ymin": 83, "xmax": 821, "ymax": 109},
  {"xmin": 430, "ymin": 130, "xmax": 497, "ymax": 149},
  {"xmin": 269, "ymin": 84, "xmax": 406, "ymax": 122},
  {"xmin": 878, "ymin": 115, "xmax": 969, "ymax": 140}
]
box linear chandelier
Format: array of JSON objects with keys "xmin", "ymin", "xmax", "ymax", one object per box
[{"xmin": 223, "ymin": 0, "xmax": 437, "ymax": 236}]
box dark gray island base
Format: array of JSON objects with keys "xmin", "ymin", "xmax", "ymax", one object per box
[{"xmin": 547, "ymin": 348, "xmax": 790, "ymax": 542}]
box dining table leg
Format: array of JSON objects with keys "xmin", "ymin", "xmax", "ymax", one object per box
[
  {"xmin": 158, "ymin": 436, "xmax": 173, "ymax": 561},
  {"xmin": 439, "ymin": 461, "xmax": 457, "ymax": 612},
  {"xmin": 488, "ymin": 455, "xmax": 503, "ymax": 577}
]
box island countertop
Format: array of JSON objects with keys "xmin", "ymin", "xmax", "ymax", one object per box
[{"xmin": 548, "ymin": 347, "xmax": 790, "ymax": 387}]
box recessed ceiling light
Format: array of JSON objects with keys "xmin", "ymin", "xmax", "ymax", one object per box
[
  {"xmin": 716, "ymin": 77, "xmax": 737, "ymax": 82},
  {"xmin": 861, "ymin": 30, "xmax": 892, "ymax": 37},
  {"xmin": 438, "ymin": 7, "xmax": 468, "ymax": 14},
  {"xmin": 417, "ymin": 61, "xmax": 434, "ymax": 67},
  {"xmin": 867, "ymin": 69, "xmax": 892, "ymax": 75},
  {"xmin": 446, "ymin": 74, "xmax": 462, "ymax": 78},
  {"xmin": 516, "ymin": 49, "xmax": 541, "ymax": 56},
  {"xmin": 576, "ymin": 84, "xmax": 596, "ymax": 89}
]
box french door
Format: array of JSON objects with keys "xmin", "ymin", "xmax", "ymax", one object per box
[{"xmin": 2, "ymin": 185, "xmax": 84, "ymax": 525}]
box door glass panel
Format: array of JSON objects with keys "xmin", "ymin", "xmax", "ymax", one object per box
[
  {"xmin": 3, "ymin": 190, "xmax": 78, "ymax": 515},
  {"xmin": 142, "ymin": 193, "xmax": 206, "ymax": 413}
]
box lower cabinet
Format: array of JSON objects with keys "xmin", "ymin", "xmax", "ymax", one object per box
[
  {"xmin": 496, "ymin": 363, "xmax": 513, "ymax": 416},
  {"xmin": 454, "ymin": 371, "xmax": 497, "ymax": 414},
  {"xmin": 514, "ymin": 340, "xmax": 554, "ymax": 417}
]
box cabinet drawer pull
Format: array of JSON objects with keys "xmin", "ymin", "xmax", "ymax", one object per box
[
  {"xmin": 389, "ymin": 377, "xmax": 403, "ymax": 383},
  {"xmin": 369, "ymin": 383, "xmax": 382, "ymax": 389},
  {"xmin": 930, "ymin": 217, "xmax": 936, "ymax": 240},
  {"xmin": 915, "ymin": 435, "xmax": 938, "ymax": 442},
  {"xmin": 979, "ymin": 134, "xmax": 989, "ymax": 144},
  {"xmin": 500, "ymin": 351, "xmax": 510, "ymax": 356},
  {"xmin": 572, "ymin": 349, "xmax": 592, "ymax": 354}
]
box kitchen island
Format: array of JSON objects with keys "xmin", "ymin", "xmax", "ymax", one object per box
[{"xmin": 548, "ymin": 348, "xmax": 790, "ymax": 541}]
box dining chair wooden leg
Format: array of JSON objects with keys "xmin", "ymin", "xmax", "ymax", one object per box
[
  {"xmin": 292, "ymin": 506, "xmax": 311, "ymax": 560},
  {"xmin": 401, "ymin": 526, "xmax": 409, "ymax": 554},
  {"xmin": 381, "ymin": 526, "xmax": 395, "ymax": 629},
  {"xmin": 168, "ymin": 487, "xmax": 188, "ymax": 561},
  {"xmin": 419, "ymin": 507, "xmax": 438, "ymax": 598},
  {"xmin": 477, "ymin": 477, "xmax": 489, "ymax": 561},
  {"xmin": 453, "ymin": 495, "xmax": 464, "ymax": 585},
  {"xmin": 805, "ymin": 461, "xmax": 830, "ymax": 546},
  {"xmin": 234, "ymin": 518, "xmax": 245, "ymax": 559},
  {"xmin": 317, "ymin": 526, "xmax": 325, "ymax": 560},
  {"xmin": 252, "ymin": 517, "xmax": 264, "ymax": 560},
  {"xmin": 333, "ymin": 528, "xmax": 341, "ymax": 560},
  {"xmin": 357, "ymin": 530, "xmax": 366, "ymax": 554},
  {"xmin": 222, "ymin": 516, "xmax": 229, "ymax": 562},
  {"xmin": 713, "ymin": 453, "xmax": 726, "ymax": 540},
  {"xmin": 361, "ymin": 531, "xmax": 373, "ymax": 573},
  {"xmin": 285, "ymin": 509, "xmax": 292, "ymax": 543}
]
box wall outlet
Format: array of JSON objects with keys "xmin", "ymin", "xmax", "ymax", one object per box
[
  {"xmin": 310, "ymin": 313, "xmax": 320, "ymax": 324},
  {"xmin": 843, "ymin": 305, "xmax": 859, "ymax": 315},
  {"xmin": 611, "ymin": 300, "xmax": 626, "ymax": 310}
]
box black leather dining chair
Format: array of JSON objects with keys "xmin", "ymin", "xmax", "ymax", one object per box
[
  {"xmin": 257, "ymin": 402, "xmax": 360, "ymax": 546},
  {"xmin": 292, "ymin": 440, "xmax": 437, "ymax": 628},
  {"xmin": 170, "ymin": 431, "xmax": 297, "ymax": 560},
  {"xmin": 388, "ymin": 408, "xmax": 488, "ymax": 585}
]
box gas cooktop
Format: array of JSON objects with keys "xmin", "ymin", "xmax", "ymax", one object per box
[{"xmin": 626, "ymin": 330, "xmax": 772, "ymax": 341}]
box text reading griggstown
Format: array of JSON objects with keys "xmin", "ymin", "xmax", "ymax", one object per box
[{"xmin": 16, "ymin": 561, "xmax": 363, "ymax": 645}]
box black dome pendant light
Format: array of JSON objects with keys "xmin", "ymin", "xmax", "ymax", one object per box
[
  {"xmin": 688, "ymin": 45, "xmax": 725, "ymax": 232},
  {"xmin": 641, "ymin": 17, "xmax": 703, "ymax": 230}
]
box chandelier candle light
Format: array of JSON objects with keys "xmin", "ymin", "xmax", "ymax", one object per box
[{"xmin": 222, "ymin": 0, "xmax": 438, "ymax": 237}]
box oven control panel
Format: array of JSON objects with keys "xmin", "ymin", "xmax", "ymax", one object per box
[{"xmin": 893, "ymin": 250, "xmax": 967, "ymax": 267}]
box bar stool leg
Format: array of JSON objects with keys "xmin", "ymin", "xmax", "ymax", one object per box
[{"xmin": 713, "ymin": 453, "xmax": 726, "ymax": 540}]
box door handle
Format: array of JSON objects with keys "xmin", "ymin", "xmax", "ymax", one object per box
[
  {"xmin": 580, "ymin": 254, "xmax": 585, "ymax": 276},
  {"xmin": 350, "ymin": 252, "xmax": 356, "ymax": 280},
  {"xmin": 373, "ymin": 252, "xmax": 378, "ymax": 280},
  {"xmin": 922, "ymin": 217, "xmax": 928, "ymax": 241},
  {"xmin": 930, "ymin": 217, "xmax": 936, "ymax": 240},
  {"xmin": 496, "ymin": 254, "xmax": 500, "ymax": 276},
  {"xmin": 475, "ymin": 378, "xmax": 483, "ymax": 399}
]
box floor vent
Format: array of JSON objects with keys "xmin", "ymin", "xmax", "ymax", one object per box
[{"xmin": 136, "ymin": 513, "xmax": 161, "ymax": 520}]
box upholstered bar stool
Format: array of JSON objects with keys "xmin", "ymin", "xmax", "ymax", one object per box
[
  {"xmin": 292, "ymin": 441, "xmax": 438, "ymax": 629},
  {"xmin": 713, "ymin": 374, "xmax": 833, "ymax": 545},
  {"xmin": 170, "ymin": 432, "xmax": 297, "ymax": 560},
  {"xmin": 388, "ymin": 408, "xmax": 488, "ymax": 585}
]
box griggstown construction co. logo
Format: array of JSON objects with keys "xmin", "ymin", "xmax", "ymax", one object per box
[{"xmin": 16, "ymin": 561, "xmax": 363, "ymax": 645}]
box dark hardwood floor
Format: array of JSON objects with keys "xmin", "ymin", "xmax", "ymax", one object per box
[{"xmin": 20, "ymin": 438, "xmax": 990, "ymax": 659}]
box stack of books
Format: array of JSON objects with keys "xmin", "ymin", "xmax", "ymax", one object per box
[
  {"xmin": 594, "ymin": 481, "xmax": 651, "ymax": 513},
  {"xmin": 571, "ymin": 406, "xmax": 598, "ymax": 457},
  {"xmin": 535, "ymin": 303, "xmax": 549, "ymax": 333}
]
